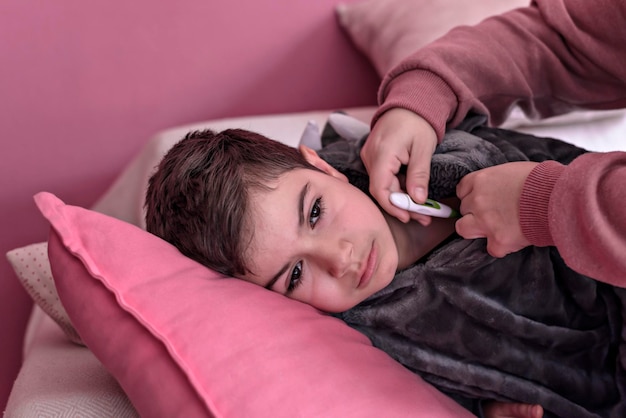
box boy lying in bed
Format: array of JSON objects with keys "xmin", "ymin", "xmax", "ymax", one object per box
[{"xmin": 144, "ymin": 117, "xmax": 625, "ymax": 418}]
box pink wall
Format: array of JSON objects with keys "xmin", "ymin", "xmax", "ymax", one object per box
[{"xmin": 0, "ymin": 0, "xmax": 378, "ymax": 408}]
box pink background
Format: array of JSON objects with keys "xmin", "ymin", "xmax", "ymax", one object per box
[{"xmin": 0, "ymin": 0, "xmax": 378, "ymax": 408}]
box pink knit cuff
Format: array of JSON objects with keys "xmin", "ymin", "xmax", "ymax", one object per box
[
  {"xmin": 519, "ymin": 161, "xmax": 566, "ymax": 247},
  {"xmin": 372, "ymin": 70, "xmax": 456, "ymax": 142}
]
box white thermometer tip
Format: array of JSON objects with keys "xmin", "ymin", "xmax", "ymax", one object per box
[{"xmin": 389, "ymin": 192, "xmax": 459, "ymax": 218}]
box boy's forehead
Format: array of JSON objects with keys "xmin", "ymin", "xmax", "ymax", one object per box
[{"xmin": 242, "ymin": 169, "xmax": 310, "ymax": 254}]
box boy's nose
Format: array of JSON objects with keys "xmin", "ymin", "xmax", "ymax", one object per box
[{"xmin": 320, "ymin": 239, "xmax": 353, "ymax": 278}]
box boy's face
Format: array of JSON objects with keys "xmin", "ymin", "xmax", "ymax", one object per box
[{"xmin": 241, "ymin": 150, "xmax": 399, "ymax": 313}]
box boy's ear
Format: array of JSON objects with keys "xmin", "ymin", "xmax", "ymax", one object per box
[{"xmin": 299, "ymin": 145, "xmax": 348, "ymax": 182}]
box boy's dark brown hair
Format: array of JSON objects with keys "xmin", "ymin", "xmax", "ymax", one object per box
[{"xmin": 144, "ymin": 128, "xmax": 315, "ymax": 277}]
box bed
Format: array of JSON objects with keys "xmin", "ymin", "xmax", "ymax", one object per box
[
  {"xmin": 4, "ymin": 0, "xmax": 626, "ymax": 417},
  {"xmin": 7, "ymin": 106, "xmax": 626, "ymax": 417}
]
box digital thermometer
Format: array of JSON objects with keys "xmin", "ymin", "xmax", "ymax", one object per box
[{"xmin": 389, "ymin": 192, "xmax": 460, "ymax": 218}]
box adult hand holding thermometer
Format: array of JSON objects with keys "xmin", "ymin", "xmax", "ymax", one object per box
[{"xmin": 389, "ymin": 192, "xmax": 459, "ymax": 219}]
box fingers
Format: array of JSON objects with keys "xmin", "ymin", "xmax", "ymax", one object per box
[
  {"xmin": 486, "ymin": 240, "xmax": 513, "ymax": 258},
  {"xmin": 456, "ymin": 172, "xmax": 474, "ymax": 201},
  {"xmin": 361, "ymin": 108, "xmax": 438, "ymax": 223},
  {"xmin": 454, "ymin": 213, "xmax": 484, "ymax": 240},
  {"xmin": 456, "ymin": 213, "xmax": 515, "ymax": 258},
  {"xmin": 530, "ymin": 404, "xmax": 544, "ymax": 418},
  {"xmin": 405, "ymin": 136, "xmax": 434, "ymax": 205},
  {"xmin": 456, "ymin": 163, "xmax": 535, "ymax": 256},
  {"xmin": 455, "ymin": 176, "xmax": 485, "ymax": 240},
  {"xmin": 483, "ymin": 401, "xmax": 544, "ymax": 418},
  {"xmin": 457, "ymin": 214, "xmax": 522, "ymax": 258},
  {"xmin": 404, "ymin": 119, "xmax": 436, "ymax": 226},
  {"xmin": 410, "ymin": 212, "xmax": 433, "ymax": 226},
  {"xmin": 362, "ymin": 144, "xmax": 411, "ymax": 223},
  {"xmin": 406, "ymin": 147, "xmax": 432, "ymax": 230}
]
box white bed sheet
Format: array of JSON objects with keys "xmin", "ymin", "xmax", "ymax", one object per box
[
  {"xmin": 501, "ymin": 107, "xmax": 626, "ymax": 152},
  {"xmin": 6, "ymin": 307, "xmax": 138, "ymax": 417}
]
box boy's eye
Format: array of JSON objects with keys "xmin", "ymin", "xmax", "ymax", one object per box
[
  {"xmin": 288, "ymin": 261, "xmax": 303, "ymax": 293},
  {"xmin": 309, "ymin": 197, "xmax": 324, "ymax": 227},
  {"xmin": 286, "ymin": 197, "xmax": 324, "ymax": 294}
]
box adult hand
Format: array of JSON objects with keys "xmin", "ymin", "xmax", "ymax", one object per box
[
  {"xmin": 456, "ymin": 162, "xmax": 538, "ymax": 257},
  {"xmin": 483, "ymin": 401, "xmax": 544, "ymax": 418},
  {"xmin": 361, "ymin": 108, "xmax": 438, "ymax": 225}
]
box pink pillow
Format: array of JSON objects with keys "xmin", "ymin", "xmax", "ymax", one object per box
[
  {"xmin": 337, "ymin": 0, "xmax": 529, "ymax": 77},
  {"xmin": 36, "ymin": 191, "xmax": 472, "ymax": 418}
]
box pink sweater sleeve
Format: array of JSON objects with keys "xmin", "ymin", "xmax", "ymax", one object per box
[
  {"xmin": 520, "ymin": 155, "xmax": 626, "ymax": 286},
  {"xmin": 374, "ymin": 0, "xmax": 626, "ymax": 285},
  {"xmin": 375, "ymin": 0, "xmax": 626, "ymax": 135}
]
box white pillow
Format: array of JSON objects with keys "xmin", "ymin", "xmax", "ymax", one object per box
[{"xmin": 337, "ymin": 0, "xmax": 529, "ymax": 77}]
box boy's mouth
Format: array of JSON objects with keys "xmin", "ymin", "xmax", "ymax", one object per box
[{"xmin": 357, "ymin": 243, "xmax": 377, "ymax": 289}]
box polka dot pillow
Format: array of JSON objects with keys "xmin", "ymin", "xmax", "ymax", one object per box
[{"xmin": 6, "ymin": 241, "xmax": 82, "ymax": 344}]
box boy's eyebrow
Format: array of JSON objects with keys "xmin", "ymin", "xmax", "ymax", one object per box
[
  {"xmin": 264, "ymin": 182, "xmax": 310, "ymax": 291},
  {"xmin": 265, "ymin": 264, "xmax": 289, "ymax": 290},
  {"xmin": 297, "ymin": 182, "xmax": 309, "ymax": 227}
]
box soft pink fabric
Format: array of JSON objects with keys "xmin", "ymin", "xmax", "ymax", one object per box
[
  {"xmin": 336, "ymin": 0, "xmax": 528, "ymax": 77},
  {"xmin": 375, "ymin": 0, "xmax": 626, "ymax": 134},
  {"xmin": 36, "ymin": 192, "xmax": 472, "ymax": 418},
  {"xmin": 521, "ymin": 153, "xmax": 626, "ymax": 286},
  {"xmin": 375, "ymin": 0, "xmax": 626, "ymax": 285}
]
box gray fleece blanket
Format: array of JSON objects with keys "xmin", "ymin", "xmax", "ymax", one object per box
[{"xmin": 317, "ymin": 114, "xmax": 626, "ymax": 418}]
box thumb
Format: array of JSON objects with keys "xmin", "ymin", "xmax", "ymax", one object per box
[{"xmin": 405, "ymin": 143, "xmax": 433, "ymax": 204}]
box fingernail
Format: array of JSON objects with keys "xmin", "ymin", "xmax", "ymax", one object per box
[{"xmin": 414, "ymin": 187, "xmax": 427, "ymax": 203}]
